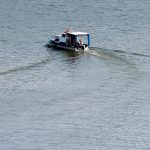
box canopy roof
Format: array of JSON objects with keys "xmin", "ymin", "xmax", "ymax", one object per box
[{"xmin": 67, "ymin": 32, "xmax": 89, "ymax": 36}]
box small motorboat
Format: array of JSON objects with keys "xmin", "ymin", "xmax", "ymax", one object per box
[{"xmin": 46, "ymin": 29, "xmax": 90, "ymax": 51}]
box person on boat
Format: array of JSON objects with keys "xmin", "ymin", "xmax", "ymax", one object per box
[
  {"xmin": 66, "ymin": 35, "xmax": 71, "ymax": 46},
  {"xmin": 79, "ymin": 39, "xmax": 83, "ymax": 46},
  {"xmin": 75, "ymin": 38, "xmax": 83, "ymax": 49}
]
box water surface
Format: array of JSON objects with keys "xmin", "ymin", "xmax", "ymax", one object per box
[{"xmin": 0, "ymin": 0, "xmax": 150, "ymax": 149}]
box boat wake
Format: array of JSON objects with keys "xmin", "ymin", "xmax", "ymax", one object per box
[
  {"xmin": 1, "ymin": 47, "xmax": 148, "ymax": 76},
  {"xmin": 87, "ymin": 47, "xmax": 129, "ymax": 61},
  {"xmin": 112, "ymin": 49, "xmax": 150, "ymax": 57},
  {"xmin": 86, "ymin": 47, "xmax": 137, "ymax": 68},
  {"xmin": 90, "ymin": 47, "xmax": 150, "ymax": 58},
  {"xmin": 0, "ymin": 58, "xmax": 50, "ymax": 76}
]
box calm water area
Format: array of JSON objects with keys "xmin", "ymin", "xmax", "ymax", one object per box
[{"xmin": 0, "ymin": 0, "xmax": 150, "ymax": 149}]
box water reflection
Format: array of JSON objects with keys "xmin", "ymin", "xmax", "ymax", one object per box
[{"xmin": 46, "ymin": 47, "xmax": 84, "ymax": 63}]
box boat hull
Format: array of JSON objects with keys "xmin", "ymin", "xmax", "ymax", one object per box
[{"xmin": 46, "ymin": 41, "xmax": 89, "ymax": 51}]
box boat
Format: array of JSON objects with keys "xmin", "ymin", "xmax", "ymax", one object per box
[{"xmin": 46, "ymin": 29, "xmax": 90, "ymax": 51}]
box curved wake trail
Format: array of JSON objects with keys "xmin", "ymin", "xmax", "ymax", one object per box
[
  {"xmin": 87, "ymin": 47, "xmax": 129, "ymax": 61},
  {"xmin": 113, "ymin": 50, "xmax": 150, "ymax": 57},
  {"xmin": 90, "ymin": 47, "xmax": 150, "ymax": 58},
  {"xmin": 0, "ymin": 58, "xmax": 50, "ymax": 76},
  {"xmin": 1, "ymin": 47, "xmax": 147, "ymax": 76},
  {"xmin": 86, "ymin": 47, "xmax": 137, "ymax": 69}
]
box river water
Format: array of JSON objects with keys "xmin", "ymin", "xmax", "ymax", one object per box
[{"xmin": 0, "ymin": 0, "xmax": 150, "ymax": 150}]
